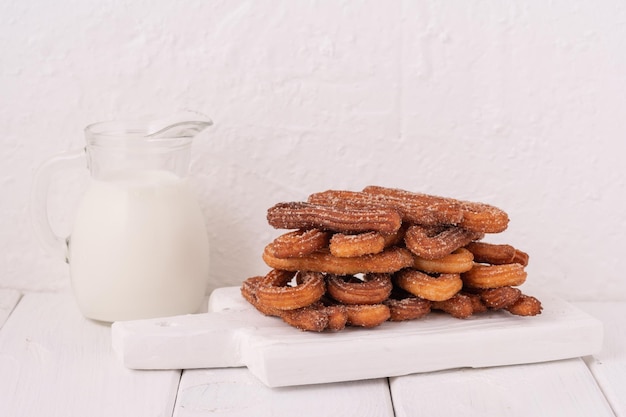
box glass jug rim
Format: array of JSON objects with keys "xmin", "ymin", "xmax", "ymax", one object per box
[{"xmin": 84, "ymin": 118, "xmax": 202, "ymax": 149}]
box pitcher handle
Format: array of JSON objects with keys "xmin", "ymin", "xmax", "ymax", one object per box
[{"xmin": 30, "ymin": 148, "xmax": 86, "ymax": 263}]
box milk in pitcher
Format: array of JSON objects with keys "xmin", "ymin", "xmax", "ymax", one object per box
[{"xmin": 69, "ymin": 169, "xmax": 210, "ymax": 322}]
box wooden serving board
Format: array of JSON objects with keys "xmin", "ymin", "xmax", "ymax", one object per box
[{"xmin": 111, "ymin": 287, "xmax": 603, "ymax": 388}]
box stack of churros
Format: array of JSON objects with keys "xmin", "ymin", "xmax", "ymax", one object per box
[{"xmin": 241, "ymin": 186, "xmax": 541, "ymax": 332}]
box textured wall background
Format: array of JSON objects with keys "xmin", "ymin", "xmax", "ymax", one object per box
[{"xmin": 1, "ymin": 1, "xmax": 625, "ymax": 301}]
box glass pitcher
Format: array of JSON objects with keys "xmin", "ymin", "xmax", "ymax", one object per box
[{"xmin": 31, "ymin": 113, "xmax": 212, "ymax": 322}]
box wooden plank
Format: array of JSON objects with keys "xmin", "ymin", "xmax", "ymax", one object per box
[
  {"xmin": 174, "ymin": 367, "xmax": 393, "ymax": 417},
  {"xmin": 577, "ymin": 302, "xmax": 626, "ymax": 417},
  {"xmin": 389, "ymin": 358, "xmax": 614, "ymax": 417},
  {"xmin": 0, "ymin": 291, "xmax": 181, "ymax": 417},
  {"xmin": 0, "ymin": 289, "xmax": 21, "ymax": 328}
]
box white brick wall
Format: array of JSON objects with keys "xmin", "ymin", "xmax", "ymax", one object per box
[{"xmin": 1, "ymin": 1, "xmax": 625, "ymax": 300}]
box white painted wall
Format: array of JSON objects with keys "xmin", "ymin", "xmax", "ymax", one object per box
[{"xmin": 1, "ymin": 1, "xmax": 624, "ymax": 301}]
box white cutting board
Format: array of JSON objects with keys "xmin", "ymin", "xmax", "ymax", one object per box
[{"xmin": 111, "ymin": 286, "xmax": 603, "ymax": 388}]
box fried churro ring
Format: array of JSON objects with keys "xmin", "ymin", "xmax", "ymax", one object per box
[
  {"xmin": 308, "ymin": 186, "xmax": 509, "ymax": 233},
  {"xmin": 506, "ymin": 294, "xmax": 542, "ymax": 316},
  {"xmin": 382, "ymin": 225, "xmax": 408, "ymax": 247},
  {"xmin": 384, "ymin": 294, "xmax": 431, "ymax": 321},
  {"xmin": 362, "ymin": 186, "xmax": 509, "ymax": 233},
  {"xmin": 329, "ymin": 232, "xmax": 386, "ymax": 258},
  {"xmin": 344, "ymin": 304, "xmax": 391, "ymax": 327},
  {"xmin": 431, "ymin": 293, "xmax": 474, "ymax": 319},
  {"xmin": 511, "ymin": 251, "xmax": 530, "ymax": 266},
  {"xmin": 280, "ymin": 305, "xmax": 330, "ymax": 332},
  {"xmin": 413, "ymin": 248, "xmax": 474, "ymax": 274},
  {"xmin": 242, "ymin": 277, "xmax": 349, "ymax": 331},
  {"xmin": 267, "ymin": 201, "xmax": 402, "ymax": 234},
  {"xmin": 326, "ymin": 273, "xmax": 392, "ymax": 305},
  {"xmin": 309, "ymin": 188, "xmax": 463, "ymax": 226},
  {"xmin": 394, "ymin": 269, "xmax": 463, "ymax": 302},
  {"xmin": 465, "ymin": 242, "xmax": 529, "ymax": 266},
  {"xmin": 478, "ymin": 286, "xmax": 522, "ymax": 309},
  {"xmin": 457, "ymin": 200, "xmax": 509, "ymax": 234},
  {"xmin": 462, "ymin": 292, "xmax": 488, "ymax": 314},
  {"xmin": 404, "ymin": 225, "xmax": 483, "ymax": 260},
  {"xmin": 323, "ymin": 304, "xmax": 349, "ymax": 331},
  {"xmin": 279, "ymin": 302, "xmax": 350, "ymax": 332},
  {"xmin": 461, "ymin": 263, "xmax": 527, "ymax": 289},
  {"xmin": 262, "ymin": 245, "xmax": 415, "ymax": 275},
  {"xmin": 267, "ymin": 229, "xmax": 330, "ymax": 259},
  {"xmin": 255, "ymin": 269, "xmax": 326, "ymax": 310},
  {"xmin": 241, "ymin": 275, "xmax": 262, "ymax": 305},
  {"xmin": 240, "ymin": 276, "xmax": 282, "ymax": 316}
]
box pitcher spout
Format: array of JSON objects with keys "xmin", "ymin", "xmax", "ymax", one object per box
[{"xmin": 147, "ymin": 111, "xmax": 213, "ymax": 139}]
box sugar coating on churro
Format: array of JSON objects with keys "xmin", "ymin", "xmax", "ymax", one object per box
[{"xmin": 242, "ymin": 186, "xmax": 541, "ymax": 332}]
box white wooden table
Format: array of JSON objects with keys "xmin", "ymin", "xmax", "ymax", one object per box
[{"xmin": 0, "ymin": 288, "xmax": 623, "ymax": 417}]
